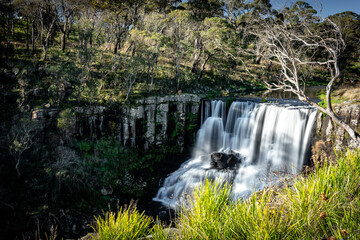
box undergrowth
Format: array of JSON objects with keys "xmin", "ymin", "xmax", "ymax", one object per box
[{"xmin": 91, "ymin": 150, "xmax": 360, "ymax": 239}]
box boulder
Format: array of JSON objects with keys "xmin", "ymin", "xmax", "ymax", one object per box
[{"xmin": 210, "ymin": 152, "xmax": 242, "ymax": 170}]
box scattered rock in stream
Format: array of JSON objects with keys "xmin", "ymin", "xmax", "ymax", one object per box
[{"xmin": 210, "ymin": 152, "xmax": 243, "ymax": 170}]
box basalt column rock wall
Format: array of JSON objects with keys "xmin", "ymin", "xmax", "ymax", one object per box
[
  {"xmin": 30, "ymin": 94, "xmax": 201, "ymax": 151},
  {"xmin": 121, "ymin": 94, "xmax": 201, "ymax": 150},
  {"xmin": 316, "ymin": 103, "xmax": 360, "ymax": 152}
]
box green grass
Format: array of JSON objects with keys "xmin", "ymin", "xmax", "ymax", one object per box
[
  {"xmin": 91, "ymin": 204, "xmax": 153, "ymax": 240},
  {"xmin": 317, "ymin": 90, "xmax": 352, "ymax": 108},
  {"xmin": 91, "ymin": 150, "xmax": 360, "ymax": 239}
]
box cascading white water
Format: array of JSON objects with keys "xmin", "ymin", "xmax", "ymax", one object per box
[{"xmin": 153, "ymin": 100, "xmax": 317, "ymax": 208}]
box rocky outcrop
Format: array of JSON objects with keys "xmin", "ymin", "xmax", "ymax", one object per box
[
  {"xmin": 30, "ymin": 94, "xmax": 201, "ymax": 151},
  {"xmin": 123, "ymin": 94, "xmax": 200, "ymax": 150},
  {"xmin": 316, "ymin": 103, "xmax": 360, "ymax": 151},
  {"xmin": 210, "ymin": 152, "xmax": 242, "ymax": 170}
]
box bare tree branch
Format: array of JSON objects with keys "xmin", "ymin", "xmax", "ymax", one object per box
[{"xmin": 242, "ymin": 6, "xmax": 360, "ymax": 146}]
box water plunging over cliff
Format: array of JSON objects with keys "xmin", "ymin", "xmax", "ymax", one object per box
[{"xmin": 153, "ymin": 100, "xmax": 317, "ymax": 208}]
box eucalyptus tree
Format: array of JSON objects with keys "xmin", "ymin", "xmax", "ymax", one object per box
[
  {"xmin": 148, "ymin": 0, "xmax": 181, "ymax": 18},
  {"xmin": 97, "ymin": 0, "xmax": 145, "ymax": 55},
  {"xmin": 75, "ymin": 7, "xmax": 103, "ymax": 103},
  {"xmin": 283, "ymin": 0, "xmax": 318, "ymax": 24},
  {"xmin": 37, "ymin": 0, "xmax": 58, "ymax": 61},
  {"xmin": 165, "ymin": 9, "xmax": 196, "ymax": 90},
  {"xmin": 130, "ymin": 13, "xmax": 169, "ymax": 91},
  {"xmin": 243, "ymin": 3, "xmax": 360, "ymax": 146},
  {"xmin": 55, "ymin": 0, "xmax": 76, "ymax": 51},
  {"xmin": 329, "ymin": 11, "xmax": 360, "ymax": 81},
  {"xmin": 197, "ymin": 17, "xmax": 235, "ymax": 81},
  {"xmin": 187, "ymin": 0, "xmax": 224, "ymax": 20},
  {"xmin": 220, "ymin": 0, "xmax": 251, "ymax": 33}
]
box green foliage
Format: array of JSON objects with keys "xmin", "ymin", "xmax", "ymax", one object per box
[
  {"xmin": 185, "ymin": 112, "xmax": 198, "ymax": 132},
  {"xmin": 77, "ymin": 140, "xmax": 92, "ymax": 152},
  {"xmin": 92, "ymin": 205, "xmax": 153, "ymax": 240},
  {"xmin": 74, "ymin": 138, "xmax": 167, "ymax": 199},
  {"xmin": 316, "ymin": 89, "xmax": 352, "ymax": 109},
  {"xmin": 57, "ymin": 109, "xmax": 74, "ymax": 130}
]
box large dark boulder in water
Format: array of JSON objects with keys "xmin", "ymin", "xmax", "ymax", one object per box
[{"xmin": 210, "ymin": 152, "xmax": 242, "ymax": 170}]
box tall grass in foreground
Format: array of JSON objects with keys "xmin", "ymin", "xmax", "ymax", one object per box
[
  {"xmin": 91, "ymin": 205, "xmax": 153, "ymax": 240},
  {"xmin": 92, "ymin": 151, "xmax": 360, "ymax": 239}
]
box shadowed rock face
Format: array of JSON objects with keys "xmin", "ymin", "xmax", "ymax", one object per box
[{"xmin": 210, "ymin": 152, "xmax": 242, "ymax": 170}]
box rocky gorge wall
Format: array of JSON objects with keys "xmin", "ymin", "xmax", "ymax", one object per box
[
  {"xmin": 30, "ymin": 94, "xmax": 202, "ymax": 151},
  {"xmin": 30, "ymin": 95, "xmax": 360, "ymax": 157}
]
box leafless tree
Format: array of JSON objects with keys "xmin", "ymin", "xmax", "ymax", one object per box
[{"xmin": 243, "ymin": 9, "xmax": 360, "ymax": 146}]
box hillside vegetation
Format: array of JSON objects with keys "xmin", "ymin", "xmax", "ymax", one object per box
[{"xmin": 1, "ymin": 0, "xmax": 359, "ymax": 108}]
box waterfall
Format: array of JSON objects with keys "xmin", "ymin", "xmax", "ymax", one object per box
[{"xmin": 153, "ymin": 100, "xmax": 317, "ymax": 208}]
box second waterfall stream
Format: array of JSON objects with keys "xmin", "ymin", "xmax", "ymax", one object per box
[{"xmin": 153, "ymin": 100, "xmax": 317, "ymax": 208}]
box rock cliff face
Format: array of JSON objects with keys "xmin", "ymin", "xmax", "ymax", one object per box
[
  {"xmin": 316, "ymin": 103, "xmax": 360, "ymax": 151},
  {"xmin": 30, "ymin": 97, "xmax": 360, "ymax": 155},
  {"xmin": 30, "ymin": 94, "xmax": 201, "ymax": 151}
]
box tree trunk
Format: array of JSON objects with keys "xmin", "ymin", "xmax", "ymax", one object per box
[
  {"xmin": 11, "ymin": 18, "xmax": 14, "ymax": 39},
  {"xmin": 67, "ymin": 19, "xmax": 72, "ymax": 39},
  {"xmin": 42, "ymin": 44, "xmax": 48, "ymax": 61},
  {"xmin": 61, "ymin": 17, "xmax": 68, "ymax": 51},
  {"xmin": 131, "ymin": 41, "xmax": 136, "ymax": 57},
  {"xmin": 26, "ymin": 18, "xmax": 29, "ymax": 51},
  {"xmin": 15, "ymin": 156, "xmax": 21, "ymax": 177},
  {"xmin": 114, "ymin": 38, "xmax": 120, "ymax": 55},
  {"xmin": 42, "ymin": 18, "xmax": 56, "ymax": 61},
  {"xmin": 191, "ymin": 38, "xmax": 202, "ymax": 73},
  {"xmin": 31, "ymin": 20, "xmax": 35, "ymax": 54},
  {"xmin": 7, "ymin": 14, "xmax": 11, "ymax": 38},
  {"xmin": 149, "ymin": 65, "xmax": 154, "ymax": 91},
  {"xmin": 198, "ymin": 53, "xmax": 214, "ymax": 82},
  {"xmin": 89, "ymin": 33, "xmax": 93, "ymax": 48}
]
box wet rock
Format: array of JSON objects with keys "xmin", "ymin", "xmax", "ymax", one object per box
[
  {"xmin": 30, "ymin": 88, "xmax": 41, "ymax": 97},
  {"xmin": 101, "ymin": 186, "xmax": 113, "ymax": 195},
  {"xmin": 210, "ymin": 152, "xmax": 242, "ymax": 170}
]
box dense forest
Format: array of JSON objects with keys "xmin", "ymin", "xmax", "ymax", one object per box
[{"xmin": 0, "ymin": 0, "xmax": 360, "ymax": 239}]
